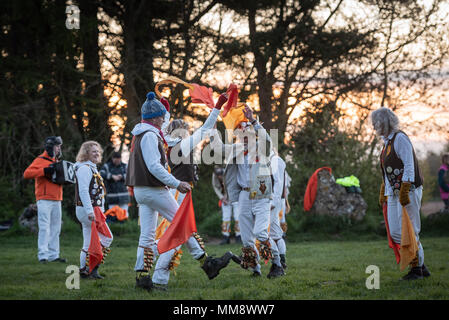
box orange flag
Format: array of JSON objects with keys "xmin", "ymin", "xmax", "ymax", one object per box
[
  {"xmin": 154, "ymin": 77, "xmax": 240, "ymax": 113},
  {"xmin": 399, "ymin": 207, "xmax": 418, "ymax": 271},
  {"xmin": 88, "ymin": 222, "xmax": 103, "ymax": 271},
  {"xmin": 221, "ymin": 105, "xmax": 248, "ymax": 130},
  {"xmin": 88, "ymin": 207, "xmax": 112, "ymax": 271},
  {"xmin": 157, "ymin": 191, "xmax": 197, "ymax": 254},
  {"xmin": 189, "ymin": 84, "xmax": 215, "ymax": 109}
]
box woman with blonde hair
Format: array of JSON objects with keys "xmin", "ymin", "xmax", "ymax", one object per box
[{"xmin": 74, "ymin": 141, "xmax": 113, "ymax": 279}]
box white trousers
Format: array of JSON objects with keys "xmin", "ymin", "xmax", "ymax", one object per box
[
  {"xmin": 280, "ymin": 199, "xmax": 286, "ymax": 224},
  {"xmin": 36, "ymin": 200, "xmax": 62, "ymax": 261},
  {"xmin": 133, "ymin": 186, "xmax": 204, "ymax": 284},
  {"xmin": 151, "ymin": 189, "xmax": 185, "ymax": 285},
  {"xmin": 238, "ymin": 190, "xmax": 280, "ymax": 271},
  {"xmin": 387, "ymin": 187, "xmax": 424, "ymax": 266},
  {"xmin": 76, "ymin": 206, "xmax": 113, "ymax": 269},
  {"xmin": 270, "ymin": 197, "xmax": 286, "ymax": 256},
  {"xmin": 221, "ymin": 201, "xmax": 240, "ymax": 236}
]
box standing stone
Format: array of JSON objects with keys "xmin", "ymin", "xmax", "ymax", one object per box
[
  {"xmin": 19, "ymin": 203, "xmax": 38, "ymax": 233},
  {"xmin": 309, "ymin": 170, "xmax": 367, "ymax": 221}
]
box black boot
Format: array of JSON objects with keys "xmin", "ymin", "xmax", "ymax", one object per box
[
  {"xmin": 421, "ymin": 264, "xmax": 431, "ymax": 278},
  {"xmin": 252, "ymin": 270, "xmax": 262, "ymax": 277},
  {"xmin": 267, "ymin": 264, "xmax": 285, "ymax": 279},
  {"xmin": 220, "ymin": 236, "xmax": 230, "ymax": 245},
  {"xmin": 136, "ymin": 272, "xmax": 153, "ymax": 291},
  {"xmin": 401, "ymin": 266, "xmax": 423, "ymax": 280},
  {"xmin": 89, "ymin": 266, "xmax": 104, "ymax": 280},
  {"xmin": 79, "ymin": 267, "xmax": 90, "ymax": 279},
  {"xmin": 280, "ymin": 254, "xmax": 287, "ymax": 270},
  {"xmin": 200, "ymin": 251, "xmax": 233, "ymax": 280}
]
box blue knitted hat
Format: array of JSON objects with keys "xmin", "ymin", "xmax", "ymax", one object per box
[{"xmin": 141, "ymin": 92, "xmax": 167, "ymax": 119}]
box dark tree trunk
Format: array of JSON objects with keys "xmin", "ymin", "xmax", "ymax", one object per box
[{"xmin": 79, "ymin": 0, "xmax": 109, "ymax": 146}]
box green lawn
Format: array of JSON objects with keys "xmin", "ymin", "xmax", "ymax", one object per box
[{"xmin": 1, "ymin": 228, "xmax": 448, "ymax": 300}]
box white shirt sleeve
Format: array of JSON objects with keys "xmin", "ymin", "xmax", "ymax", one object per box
[
  {"xmin": 271, "ymin": 156, "xmax": 286, "ymax": 199},
  {"xmin": 161, "ymin": 110, "xmax": 171, "ymax": 133},
  {"xmin": 394, "ymin": 132, "xmax": 415, "ymax": 182},
  {"xmin": 141, "ymin": 131, "xmax": 181, "ymax": 188},
  {"xmin": 179, "ymin": 108, "xmax": 221, "ymax": 157},
  {"xmin": 76, "ymin": 165, "xmax": 94, "ymax": 214}
]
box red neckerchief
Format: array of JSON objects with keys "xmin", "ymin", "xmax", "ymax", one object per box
[{"xmin": 141, "ymin": 119, "xmax": 168, "ymax": 147}]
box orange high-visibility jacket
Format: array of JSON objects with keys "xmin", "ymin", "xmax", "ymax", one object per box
[{"xmin": 23, "ymin": 151, "xmax": 63, "ymax": 201}]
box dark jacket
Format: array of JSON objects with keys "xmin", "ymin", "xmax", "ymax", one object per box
[{"xmin": 100, "ymin": 160, "xmax": 129, "ymax": 206}]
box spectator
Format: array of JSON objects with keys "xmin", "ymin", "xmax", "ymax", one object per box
[
  {"xmin": 23, "ymin": 136, "xmax": 67, "ymax": 264},
  {"xmin": 100, "ymin": 151, "xmax": 130, "ymax": 222},
  {"xmin": 438, "ymin": 153, "xmax": 449, "ymax": 211}
]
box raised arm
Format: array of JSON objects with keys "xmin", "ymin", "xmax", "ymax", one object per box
[
  {"xmin": 179, "ymin": 93, "xmax": 228, "ymax": 157},
  {"xmin": 242, "ymin": 104, "xmax": 272, "ymax": 156}
]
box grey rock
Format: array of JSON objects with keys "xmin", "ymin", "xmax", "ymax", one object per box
[
  {"xmin": 309, "ymin": 170, "xmax": 367, "ymax": 221},
  {"xmin": 18, "ymin": 204, "xmax": 38, "ymax": 233}
]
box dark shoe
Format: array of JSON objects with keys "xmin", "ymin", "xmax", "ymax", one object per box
[
  {"xmin": 234, "ymin": 235, "xmax": 242, "ymax": 244},
  {"xmin": 220, "ymin": 236, "xmax": 230, "ymax": 245},
  {"xmin": 401, "ymin": 266, "xmax": 423, "ymax": 280},
  {"xmin": 252, "ymin": 271, "xmax": 262, "ymax": 277},
  {"xmin": 49, "ymin": 257, "xmax": 67, "ymax": 263},
  {"xmin": 280, "ymin": 254, "xmax": 287, "ymax": 270},
  {"xmin": 89, "ymin": 266, "xmax": 104, "ymax": 280},
  {"xmin": 422, "ymin": 264, "xmax": 431, "ymax": 278},
  {"xmin": 152, "ymin": 283, "xmax": 168, "ymax": 291},
  {"xmin": 80, "ymin": 267, "xmax": 90, "ymax": 279},
  {"xmin": 39, "ymin": 259, "xmax": 48, "ymax": 264},
  {"xmin": 267, "ymin": 264, "xmax": 285, "ymax": 279},
  {"xmin": 136, "ymin": 273, "xmax": 153, "ymax": 291},
  {"xmin": 201, "ymin": 251, "xmax": 233, "ymax": 280}
]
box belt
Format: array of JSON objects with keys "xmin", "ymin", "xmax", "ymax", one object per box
[{"xmin": 242, "ymin": 188, "xmax": 250, "ymax": 191}]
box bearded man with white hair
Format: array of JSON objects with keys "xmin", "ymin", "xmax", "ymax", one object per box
[{"xmin": 371, "ymin": 107, "xmax": 430, "ymax": 280}]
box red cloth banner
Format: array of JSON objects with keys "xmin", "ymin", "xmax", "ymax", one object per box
[
  {"xmin": 157, "ymin": 191, "xmax": 197, "ymax": 254},
  {"xmin": 303, "ymin": 167, "xmax": 332, "ymax": 211},
  {"xmin": 88, "ymin": 207, "xmax": 112, "ymax": 271}
]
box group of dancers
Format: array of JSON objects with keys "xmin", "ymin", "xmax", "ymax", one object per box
[
  {"xmin": 125, "ymin": 91, "xmax": 292, "ymax": 290},
  {"xmin": 23, "ymin": 88, "xmax": 431, "ymax": 293}
]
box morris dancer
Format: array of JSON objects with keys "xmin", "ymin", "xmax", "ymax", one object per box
[
  {"xmin": 126, "ymin": 92, "xmax": 233, "ymax": 291},
  {"xmin": 438, "ymin": 154, "xmax": 449, "ymax": 211},
  {"xmin": 211, "ymin": 104, "xmax": 285, "ymax": 279},
  {"xmin": 212, "ymin": 166, "xmax": 241, "ymax": 244},
  {"xmin": 371, "ymin": 107, "xmax": 430, "ymax": 280},
  {"xmin": 74, "ymin": 141, "xmax": 113, "ymax": 279},
  {"xmin": 150, "ymin": 92, "xmax": 231, "ymax": 290},
  {"xmin": 270, "ymin": 151, "xmax": 288, "ymax": 270},
  {"xmin": 279, "ymin": 170, "xmax": 291, "ymax": 240}
]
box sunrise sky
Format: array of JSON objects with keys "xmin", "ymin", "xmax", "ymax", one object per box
[{"xmin": 97, "ymin": 0, "xmax": 449, "ymax": 159}]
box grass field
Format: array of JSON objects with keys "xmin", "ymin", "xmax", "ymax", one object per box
[{"xmin": 1, "ymin": 220, "xmax": 448, "ymax": 301}]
